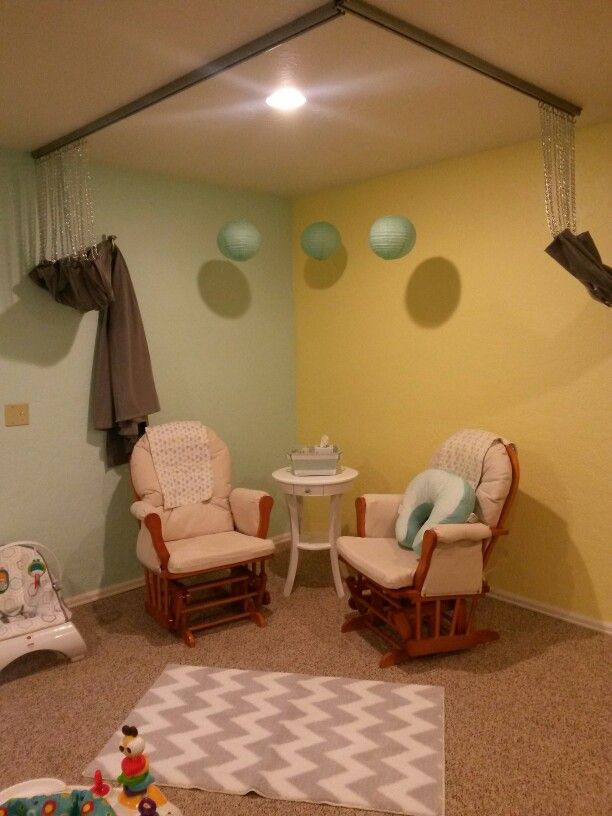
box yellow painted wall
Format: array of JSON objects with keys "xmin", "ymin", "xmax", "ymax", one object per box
[{"xmin": 292, "ymin": 121, "xmax": 612, "ymax": 623}]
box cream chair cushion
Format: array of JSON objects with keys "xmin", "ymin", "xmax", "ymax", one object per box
[
  {"xmin": 131, "ymin": 428, "xmax": 234, "ymax": 540},
  {"xmin": 472, "ymin": 442, "xmax": 513, "ymax": 527},
  {"xmin": 137, "ymin": 528, "xmax": 274, "ymax": 574},
  {"xmin": 428, "ymin": 439, "xmax": 513, "ymax": 528},
  {"xmin": 362, "ymin": 495, "xmax": 403, "ymax": 538},
  {"xmin": 338, "ymin": 532, "xmax": 485, "ymax": 594},
  {"xmin": 421, "ymin": 540, "xmax": 483, "ymax": 597},
  {"xmin": 337, "ymin": 536, "xmax": 419, "ymax": 589}
]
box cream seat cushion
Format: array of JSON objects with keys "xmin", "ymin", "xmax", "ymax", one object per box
[
  {"xmin": 137, "ymin": 529, "xmax": 274, "ymax": 574},
  {"xmin": 337, "ymin": 536, "xmax": 418, "ymax": 590}
]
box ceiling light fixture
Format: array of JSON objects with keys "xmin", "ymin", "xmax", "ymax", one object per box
[{"xmin": 265, "ymin": 87, "xmax": 306, "ymax": 111}]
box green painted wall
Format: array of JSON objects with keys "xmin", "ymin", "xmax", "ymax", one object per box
[{"xmin": 0, "ymin": 150, "xmax": 296, "ymax": 597}]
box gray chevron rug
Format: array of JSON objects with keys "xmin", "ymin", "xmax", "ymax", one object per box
[{"xmin": 84, "ymin": 664, "xmax": 444, "ymax": 815}]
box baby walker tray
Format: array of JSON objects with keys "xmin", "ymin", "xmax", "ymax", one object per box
[
  {"xmin": 0, "ymin": 778, "xmax": 182, "ymax": 816},
  {"xmin": 288, "ymin": 443, "xmax": 341, "ymax": 476}
]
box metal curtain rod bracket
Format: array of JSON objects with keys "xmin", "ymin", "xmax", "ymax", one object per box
[
  {"xmin": 31, "ymin": 0, "xmax": 580, "ymax": 158},
  {"xmin": 338, "ymin": 0, "xmax": 582, "ymax": 117}
]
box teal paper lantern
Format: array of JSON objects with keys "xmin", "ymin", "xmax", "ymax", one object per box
[
  {"xmin": 217, "ymin": 220, "xmax": 261, "ymax": 261},
  {"xmin": 301, "ymin": 221, "xmax": 341, "ymax": 261},
  {"xmin": 369, "ymin": 216, "xmax": 416, "ymax": 260}
]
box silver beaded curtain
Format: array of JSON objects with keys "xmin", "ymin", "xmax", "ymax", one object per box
[
  {"xmin": 539, "ymin": 102, "xmax": 611, "ymax": 307},
  {"xmin": 539, "ymin": 102, "xmax": 576, "ymax": 239},
  {"xmin": 29, "ymin": 140, "xmax": 160, "ymax": 464},
  {"xmin": 35, "ymin": 139, "xmax": 98, "ymax": 262}
]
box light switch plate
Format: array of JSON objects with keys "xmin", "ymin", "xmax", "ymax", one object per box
[{"xmin": 4, "ymin": 403, "xmax": 29, "ymax": 426}]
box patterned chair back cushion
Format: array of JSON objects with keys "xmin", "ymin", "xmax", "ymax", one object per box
[
  {"xmin": 130, "ymin": 426, "xmax": 234, "ymax": 541},
  {"xmin": 429, "ymin": 438, "xmax": 513, "ymax": 528}
]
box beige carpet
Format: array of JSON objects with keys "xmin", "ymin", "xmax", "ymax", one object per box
[{"xmin": 1, "ymin": 551, "xmax": 609, "ymax": 816}]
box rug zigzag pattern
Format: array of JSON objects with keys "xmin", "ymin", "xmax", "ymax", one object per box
[{"xmin": 85, "ymin": 664, "xmax": 444, "ymax": 816}]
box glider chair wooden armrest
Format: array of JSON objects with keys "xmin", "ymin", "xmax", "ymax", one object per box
[
  {"xmin": 339, "ymin": 439, "xmax": 519, "ymax": 667},
  {"xmin": 129, "ymin": 426, "xmax": 275, "ymax": 647}
]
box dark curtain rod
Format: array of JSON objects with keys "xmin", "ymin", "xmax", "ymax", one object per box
[
  {"xmin": 31, "ymin": 0, "xmax": 581, "ymax": 159},
  {"xmin": 343, "ymin": 0, "xmax": 581, "ymax": 117}
]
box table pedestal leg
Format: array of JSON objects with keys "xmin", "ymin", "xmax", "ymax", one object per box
[
  {"xmin": 329, "ymin": 493, "xmax": 345, "ymax": 598},
  {"xmin": 284, "ymin": 494, "xmax": 300, "ymax": 597}
]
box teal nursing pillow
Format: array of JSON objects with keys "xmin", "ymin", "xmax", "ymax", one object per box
[{"xmin": 396, "ymin": 468, "xmax": 476, "ymax": 555}]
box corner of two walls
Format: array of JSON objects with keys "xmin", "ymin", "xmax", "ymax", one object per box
[
  {"xmin": 0, "ymin": 151, "xmax": 296, "ymax": 597},
  {"xmin": 2, "ymin": 121, "xmax": 611, "ymax": 621},
  {"xmin": 291, "ymin": 120, "xmax": 612, "ymax": 624}
]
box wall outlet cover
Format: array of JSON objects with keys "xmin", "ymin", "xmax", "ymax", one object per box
[{"xmin": 4, "ymin": 403, "xmax": 29, "ymax": 426}]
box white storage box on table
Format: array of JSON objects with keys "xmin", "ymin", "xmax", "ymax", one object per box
[{"xmin": 288, "ymin": 445, "xmax": 341, "ymax": 476}]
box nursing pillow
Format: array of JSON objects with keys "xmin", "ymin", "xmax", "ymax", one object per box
[{"xmin": 396, "ymin": 469, "xmax": 476, "ymax": 555}]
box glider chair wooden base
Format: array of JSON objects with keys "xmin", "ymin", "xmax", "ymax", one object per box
[
  {"xmin": 341, "ymin": 560, "xmax": 501, "ymax": 668},
  {"xmin": 130, "ymin": 426, "xmax": 275, "ymax": 647},
  {"xmin": 142, "ymin": 522, "xmax": 272, "ymax": 647},
  {"xmin": 338, "ymin": 441, "xmax": 519, "ymax": 668}
]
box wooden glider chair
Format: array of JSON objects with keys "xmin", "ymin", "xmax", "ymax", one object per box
[
  {"xmin": 129, "ymin": 425, "xmax": 274, "ymax": 646},
  {"xmin": 338, "ymin": 437, "xmax": 519, "ymax": 667}
]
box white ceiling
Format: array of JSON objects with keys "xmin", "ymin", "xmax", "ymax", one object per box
[{"xmin": 1, "ymin": 0, "xmax": 611, "ymax": 195}]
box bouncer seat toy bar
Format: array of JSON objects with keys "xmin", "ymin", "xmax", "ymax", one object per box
[{"xmin": 0, "ymin": 540, "xmax": 86, "ymax": 672}]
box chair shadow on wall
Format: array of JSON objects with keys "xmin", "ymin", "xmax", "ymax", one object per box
[
  {"xmin": 303, "ymin": 245, "xmax": 348, "ymax": 289},
  {"xmin": 65, "ymin": 470, "xmax": 164, "ymax": 644},
  {"xmin": 198, "ymin": 260, "xmax": 251, "ymax": 318},
  {"xmin": 405, "ymin": 256, "xmax": 461, "ymax": 327}
]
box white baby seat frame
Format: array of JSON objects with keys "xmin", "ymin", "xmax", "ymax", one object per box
[{"xmin": 0, "ymin": 540, "xmax": 86, "ymax": 672}]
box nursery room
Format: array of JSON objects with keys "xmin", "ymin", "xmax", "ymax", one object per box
[{"xmin": 0, "ymin": 0, "xmax": 610, "ymax": 814}]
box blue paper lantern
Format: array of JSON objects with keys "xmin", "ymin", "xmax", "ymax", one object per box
[
  {"xmin": 369, "ymin": 216, "xmax": 416, "ymax": 260},
  {"xmin": 301, "ymin": 221, "xmax": 341, "ymax": 261},
  {"xmin": 217, "ymin": 220, "xmax": 261, "ymax": 261}
]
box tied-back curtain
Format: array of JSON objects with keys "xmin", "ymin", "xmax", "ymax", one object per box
[
  {"xmin": 30, "ymin": 237, "xmax": 160, "ymax": 465},
  {"xmin": 539, "ymin": 102, "xmax": 611, "ymax": 308},
  {"xmin": 545, "ymin": 229, "xmax": 612, "ymax": 307}
]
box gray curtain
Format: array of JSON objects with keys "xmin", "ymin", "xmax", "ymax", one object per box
[
  {"xmin": 546, "ymin": 230, "xmax": 612, "ymax": 307},
  {"xmin": 30, "ymin": 237, "xmax": 160, "ymax": 465}
]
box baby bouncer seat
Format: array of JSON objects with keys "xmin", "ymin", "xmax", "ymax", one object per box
[{"xmin": 0, "ymin": 541, "xmax": 86, "ymax": 672}]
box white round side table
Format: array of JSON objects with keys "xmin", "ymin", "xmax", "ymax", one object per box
[{"xmin": 272, "ymin": 466, "xmax": 359, "ymax": 598}]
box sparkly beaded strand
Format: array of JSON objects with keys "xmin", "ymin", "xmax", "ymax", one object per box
[
  {"xmin": 539, "ymin": 102, "xmax": 576, "ymax": 238},
  {"xmin": 34, "ymin": 138, "xmax": 98, "ymax": 262}
]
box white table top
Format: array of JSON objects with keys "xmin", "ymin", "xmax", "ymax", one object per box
[{"xmin": 272, "ymin": 466, "xmax": 358, "ymax": 487}]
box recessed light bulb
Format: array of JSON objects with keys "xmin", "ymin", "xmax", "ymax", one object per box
[{"xmin": 265, "ymin": 87, "xmax": 306, "ymax": 111}]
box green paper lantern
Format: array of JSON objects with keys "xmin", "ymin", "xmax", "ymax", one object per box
[
  {"xmin": 301, "ymin": 221, "xmax": 341, "ymax": 261},
  {"xmin": 217, "ymin": 220, "xmax": 261, "ymax": 261},
  {"xmin": 369, "ymin": 216, "xmax": 416, "ymax": 260}
]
